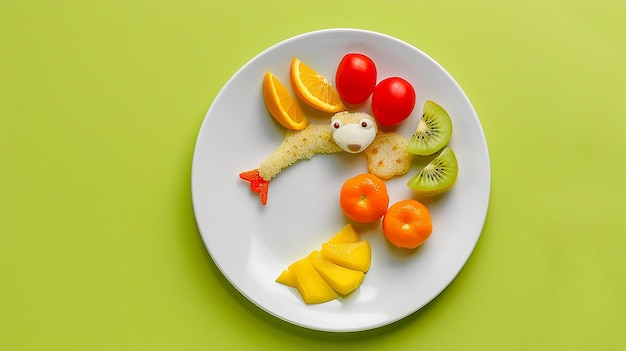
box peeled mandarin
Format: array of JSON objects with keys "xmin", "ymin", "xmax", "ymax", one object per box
[
  {"xmin": 382, "ymin": 199, "xmax": 433, "ymax": 249},
  {"xmin": 339, "ymin": 173, "xmax": 389, "ymax": 223}
]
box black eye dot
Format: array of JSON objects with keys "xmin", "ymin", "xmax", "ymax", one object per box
[
  {"xmin": 361, "ymin": 121, "xmax": 368, "ymax": 127},
  {"xmin": 333, "ymin": 122, "xmax": 340, "ymax": 129}
]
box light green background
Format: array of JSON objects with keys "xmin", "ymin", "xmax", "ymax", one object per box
[{"xmin": 1, "ymin": 1, "xmax": 625, "ymax": 350}]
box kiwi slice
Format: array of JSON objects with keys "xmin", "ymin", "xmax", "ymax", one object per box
[
  {"xmin": 407, "ymin": 100, "xmax": 452, "ymax": 155},
  {"xmin": 407, "ymin": 147, "xmax": 458, "ymax": 196}
]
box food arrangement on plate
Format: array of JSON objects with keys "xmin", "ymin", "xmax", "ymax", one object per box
[
  {"xmin": 239, "ymin": 53, "xmax": 459, "ymax": 304},
  {"xmin": 191, "ymin": 28, "xmax": 490, "ymax": 331}
]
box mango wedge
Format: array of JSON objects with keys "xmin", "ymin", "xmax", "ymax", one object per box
[
  {"xmin": 327, "ymin": 223, "xmax": 361, "ymax": 244},
  {"xmin": 288, "ymin": 258, "xmax": 338, "ymax": 304},
  {"xmin": 320, "ymin": 241, "xmax": 371, "ymax": 273},
  {"xmin": 307, "ymin": 251, "xmax": 364, "ymax": 295},
  {"xmin": 275, "ymin": 269, "xmax": 295, "ymax": 287},
  {"xmin": 276, "ymin": 224, "xmax": 372, "ymax": 304}
]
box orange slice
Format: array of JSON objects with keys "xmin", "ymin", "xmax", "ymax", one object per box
[
  {"xmin": 262, "ymin": 72, "xmax": 308, "ymax": 131},
  {"xmin": 290, "ymin": 57, "xmax": 346, "ymax": 113}
]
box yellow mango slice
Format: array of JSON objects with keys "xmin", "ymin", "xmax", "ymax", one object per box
[
  {"xmin": 320, "ymin": 241, "xmax": 371, "ymax": 272},
  {"xmin": 288, "ymin": 258, "xmax": 338, "ymax": 304},
  {"xmin": 327, "ymin": 223, "xmax": 361, "ymax": 244},
  {"xmin": 307, "ymin": 250, "xmax": 365, "ymax": 295},
  {"xmin": 275, "ymin": 269, "xmax": 295, "ymax": 287}
]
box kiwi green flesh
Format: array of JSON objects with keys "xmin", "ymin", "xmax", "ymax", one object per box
[
  {"xmin": 407, "ymin": 100, "xmax": 452, "ymax": 156},
  {"xmin": 407, "ymin": 147, "xmax": 458, "ymax": 196}
]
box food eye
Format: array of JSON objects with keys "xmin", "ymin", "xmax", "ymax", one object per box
[
  {"xmin": 359, "ymin": 119, "xmax": 373, "ymax": 129},
  {"xmin": 330, "ymin": 120, "xmax": 343, "ymax": 130}
]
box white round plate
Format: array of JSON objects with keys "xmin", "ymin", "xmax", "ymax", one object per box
[{"xmin": 191, "ymin": 28, "xmax": 490, "ymax": 332}]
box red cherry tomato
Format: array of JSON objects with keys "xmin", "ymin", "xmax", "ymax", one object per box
[
  {"xmin": 371, "ymin": 77, "xmax": 416, "ymax": 126},
  {"xmin": 335, "ymin": 53, "xmax": 377, "ymax": 105}
]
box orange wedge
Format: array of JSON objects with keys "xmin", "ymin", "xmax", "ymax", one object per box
[
  {"xmin": 290, "ymin": 57, "xmax": 346, "ymax": 113},
  {"xmin": 262, "ymin": 72, "xmax": 309, "ymax": 131}
]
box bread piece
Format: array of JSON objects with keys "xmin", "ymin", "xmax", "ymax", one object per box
[
  {"xmin": 259, "ymin": 124, "xmax": 342, "ymax": 181},
  {"xmin": 364, "ymin": 131, "xmax": 413, "ymax": 179}
]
